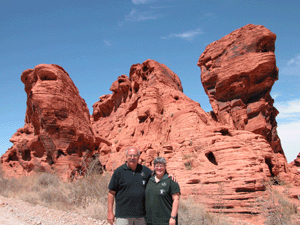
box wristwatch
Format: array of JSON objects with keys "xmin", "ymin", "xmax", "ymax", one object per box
[{"xmin": 170, "ymin": 216, "xmax": 176, "ymax": 219}]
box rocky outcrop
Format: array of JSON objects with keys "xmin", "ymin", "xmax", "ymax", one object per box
[
  {"xmin": 197, "ymin": 24, "xmax": 283, "ymax": 156},
  {"xmin": 0, "ymin": 64, "xmax": 98, "ymax": 179},
  {"xmin": 289, "ymin": 153, "xmax": 300, "ymax": 186},
  {"xmin": 0, "ymin": 24, "xmax": 296, "ymax": 216},
  {"xmin": 91, "ymin": 57, "xmax": 290, "ymax": 214}
]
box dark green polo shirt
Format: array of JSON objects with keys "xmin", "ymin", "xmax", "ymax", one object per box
[
  {"xmin": 108, "ymin": 163, "xmax": 152, "ymax": 218},
  {"xmin": 145, "ymin": 173, "xmax": 180, "ymax": 225}
]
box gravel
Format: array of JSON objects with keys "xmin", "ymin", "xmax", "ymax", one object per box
[{"xmin": 0, "ymin": 195, "xmax": 110, "ymax": 225}]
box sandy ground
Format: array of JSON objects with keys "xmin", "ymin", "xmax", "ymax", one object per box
[{"xmin": 0, "ymin": 195, "xmax": 109, "ymax": 225}]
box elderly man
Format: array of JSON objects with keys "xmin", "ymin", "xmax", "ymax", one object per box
[{"xmin": 107, "ymin": 146, "xmax": 152, "ymax": 225}]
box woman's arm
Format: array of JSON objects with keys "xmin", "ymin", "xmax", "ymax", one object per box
[{"xmin": 169, "ymin": 193, "xmax": 180, "ymax": 225}]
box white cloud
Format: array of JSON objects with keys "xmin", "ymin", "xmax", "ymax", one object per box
[
  {"xmin": 150, "ymin": 5, "xmax": 177, "ymax": 9},
  {"xmin": 103, "ymin": 40, "xmax": 112, "ymax": 46},
  {"xmin": 277, "ymin": 120, "xmax": 300, "ymax": 163},
  {"xmin": 271, "ymin": 91, "xmax": 281, "ymax": 100},
  {"xmin": 132, "ymin": 0, "xmax": 157, "ymax": 5},
  {"xmin": 280, "ymin": 54, "xmax": 300, "ymax": 75},
  {"xmin": 161, "ymin": 28, "xmax": 203, "ymax": 41},
  {"xmin": 274, "ymin": 98, "xmax": 300, "ymax": 162},
  {"xmin": 275, "ymin": 99, "xmax": 300, "ymax": 119},
  {"xmin": 125, "ymin": 9, "xmax": 159, "ymax": 21}
]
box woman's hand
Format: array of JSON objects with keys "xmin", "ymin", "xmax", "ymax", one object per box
[{"xmin": 169, "ymin": 217, "xmax": 176, "ymax": 225}]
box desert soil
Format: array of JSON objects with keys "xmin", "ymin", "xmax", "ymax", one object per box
[{"xmin": 0, "ymin": 195, "xmax": 109, "ymax": 225}]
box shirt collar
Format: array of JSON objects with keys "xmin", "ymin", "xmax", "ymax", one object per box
[
  {"xmin": 122, "ymin": 162, "xmax": 141, "ymax": 171},
  {"xmin": 150, "ymin": 173, "xmax": 169, "ymax": 182}
]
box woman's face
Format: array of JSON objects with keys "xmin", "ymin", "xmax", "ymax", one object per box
[{"xmin": 154, "ymin": 163, "xmax": 166, "ymax": 176}]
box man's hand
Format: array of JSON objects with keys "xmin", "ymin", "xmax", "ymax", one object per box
[
  {"xmin": 107, "ymin": 190, "xmax": 116, "ymax": 225},
  {"xmin": 169, "ymin": 217, "xmax": 176, "ymax": 225},
  {"xmin": 168, "ymin": 173, "xmax": 177, "ymax": 182},
  {"xmin": 107, "ymin": 211, "xmax": 115, "ymax": 225}
]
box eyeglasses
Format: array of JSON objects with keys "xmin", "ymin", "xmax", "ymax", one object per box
[
  {"xmin": 127, "ymin": 154, "xmax": 139, "ymax": 158},
  {"xmin": 154, "ymin": 164, "xmax": 165, "ymax": 168}
]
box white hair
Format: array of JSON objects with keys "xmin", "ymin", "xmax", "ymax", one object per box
[{"xmin": 125, "ymin": 146, "xmax": 140, "ymax": 156}]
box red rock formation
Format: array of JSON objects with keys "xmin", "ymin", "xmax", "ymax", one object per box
[
  {"xmin": 0, "ymin": 24, "xmax": 296, "ymax": 217},
  {"xmin": 91, "ymin": 58, "xmax": 291, "ymax": 214},
  {"xmin": 197, "ymin": 24, "xmax": 284, "ymax": 157},
  {"xmin": 289, "ymin": 153, "xmax": 300, "ymax": 186},
  {"xmin": 0, "ymin": 64, "xmax": 97, "ymax": 179}
]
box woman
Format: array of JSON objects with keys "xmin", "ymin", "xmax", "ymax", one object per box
[{"xmin": 145, "ymin": 157, "xmax": 180, "ymax": 225}]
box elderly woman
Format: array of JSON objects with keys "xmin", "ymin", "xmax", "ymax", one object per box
[{"xmin": 145, "ymin": 157, "xmax": 180, "ymax": 225}]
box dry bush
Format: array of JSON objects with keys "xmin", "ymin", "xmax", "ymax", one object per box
[
  {"xmin": 0, "ymin": 160, "xmax": 110, "ymax": 220},
  {"xmin": 67, "ymin": 172, "xmax": 111, "ymax": 220},
  {"xmin": 178, "ymin": 198, "xmax": 232, "ymax": 225},
  {"xmin": 257, "ymin": 179, "xmax": 298, "ymax": 225},
  {"xmin": 0, "ymin": 166, "xmax": 23, "ymax": 197},
  {"xmin": 0, "ymin": 165, "xmax": 9, "ymax": 195}
]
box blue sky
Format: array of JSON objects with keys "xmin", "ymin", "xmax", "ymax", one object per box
[{"xmin": 0, "ymin": 0, "xmax": 299, "ymax": 163}]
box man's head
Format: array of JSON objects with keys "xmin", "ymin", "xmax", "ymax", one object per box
[{"xmin": 125, "ymin": 147, "xmax": 140, "ymax": 170}]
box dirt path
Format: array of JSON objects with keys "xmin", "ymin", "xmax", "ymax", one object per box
[{"xmin": 0, "ymin": 195, "xmax": 109, "ymax": 225}]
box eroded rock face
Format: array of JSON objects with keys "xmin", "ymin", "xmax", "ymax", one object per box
[
  {"xmin": 91, "ymin": 59, "xmax": 291, "ymax": 214},
  {"xmin": 197, "ymin": 24, "xmax": 283, "ymax": 156},
  {"xmin": 0, "ymin": 64, "xmax": 97, "ymax": 179},
  {"xmin": 289, "ymin": 153, "xmax": 300, "ymax": 186}
]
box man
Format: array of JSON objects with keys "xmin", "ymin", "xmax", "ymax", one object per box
[{"xmin": 107, "ymin": 146, "xmax": 152, "ymax": 225}]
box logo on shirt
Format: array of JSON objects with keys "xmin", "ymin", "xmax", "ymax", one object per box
[
  {"xmin": 141, "ymin": 172, "xmax": 145, "ymax": 177},
  {"xmin": 142, "ymin": 180, "xmax": 146, "ymax": 185},
  {"xmin": 160, "ymin": 189, "xmax": 165, "ymax": 194},
  {"xmin": 161, "ymin": 182, "xmax": 167, "ymax": 186}
]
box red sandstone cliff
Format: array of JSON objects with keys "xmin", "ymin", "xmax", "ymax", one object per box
[
  {"xmin": 1, "ymin": 24, "xmax": 299, "ymax": 215},
  {"xmin": 0, "ymin": 64, "xmax": 98, "ymax": 179},
  {"xmin": 90, "ymin": 57, "xmax": 291, "ymax": 214}
]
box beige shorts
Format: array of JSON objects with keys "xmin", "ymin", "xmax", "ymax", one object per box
[{"xmin": 115, "ymin": 217, "xmax": 146, "ymax": 225}]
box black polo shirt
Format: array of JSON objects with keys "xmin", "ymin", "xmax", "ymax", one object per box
[
  {"xmin": 145, "ymin": 173, "xmax": 180, "ymax": 225},
  {"xmin": 108, "ymin": 163, "xmax": 152, "ymax": 218}
]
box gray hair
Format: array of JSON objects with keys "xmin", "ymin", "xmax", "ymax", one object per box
[
  {"xmin": 125, "ymin": 146, "xmax": 140, "ymax": 156},
  {"xmin": 153, "ymin": 157, "xmax": 167, "ymax": 165}
]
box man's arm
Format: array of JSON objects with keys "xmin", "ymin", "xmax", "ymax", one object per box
[
  {"xmin": 107, "ymin": 190, "xmax": 115, "ymax": 225},
  {"xmin": 168, "ymin": 173, "xmax": 177, "ymax": 182}
]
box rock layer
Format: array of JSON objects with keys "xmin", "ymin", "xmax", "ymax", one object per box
[{"xmin": 1, "ymin": 64, "xmax": 97, "ymax": 179}]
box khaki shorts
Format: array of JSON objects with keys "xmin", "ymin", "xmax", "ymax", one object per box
[{"xmin": 116, "ymin": 217, "xmax": 146, "ymax": 225}]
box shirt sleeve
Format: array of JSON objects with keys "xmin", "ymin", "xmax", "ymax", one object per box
[
  {"xmin": 108, "ymin": 170, "xmax": 119, "ymax": 192},
  {"xmin": 170, "ymin": 179, "xmax": 180, "ymax": 195},
  {"xmin": 144, "ymin": 166, "xmax": 153, "ymax": 180}
]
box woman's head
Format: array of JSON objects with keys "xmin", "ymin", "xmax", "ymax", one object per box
[{"xmin": 153, "ymin": 157, "xmax": 167, "ymax": 177}]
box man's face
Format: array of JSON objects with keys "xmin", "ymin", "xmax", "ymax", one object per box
[{"xmin": 126, "ymin": 148, "xmax": 139, "ymax": 168}]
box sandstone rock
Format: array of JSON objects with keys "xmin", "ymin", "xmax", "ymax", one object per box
[
  {"xmin": 0, "ymin": 64, "xmax": 97, "ymax": 179},
  {"xmin": 91, "ymin": 58, "xmax": 291, "ymax": 215},
  {"xmin": 0, "ymin": 25, "xmax": 296, "ymax": 217},
  {"xmin": 197, "ymin": 24, "xmax": 284, "ymax": 156},
  {"xmin": 289, "ymin": 153, "xmax": 300, "ymax": 186}
]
